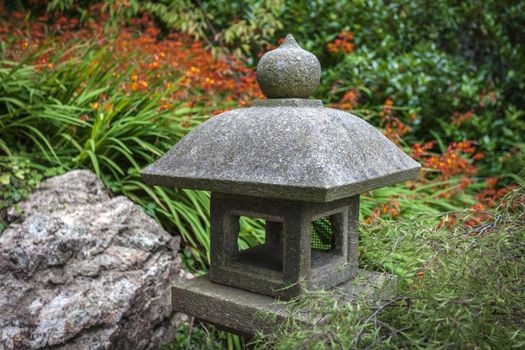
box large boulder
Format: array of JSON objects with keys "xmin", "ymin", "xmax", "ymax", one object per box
[{"xmin": 0, "ymin": 170, "xmax": 189, "ymax": 350}]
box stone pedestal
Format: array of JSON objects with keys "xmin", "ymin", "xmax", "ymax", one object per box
[{"xmin": 173, "ymin": 270, "xmax": 396, "ymax": 337}]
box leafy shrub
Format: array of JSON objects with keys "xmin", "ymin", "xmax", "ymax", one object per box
[{"xmin": 27, "ymin": 0, "xmax": 284, "ymax": 57}]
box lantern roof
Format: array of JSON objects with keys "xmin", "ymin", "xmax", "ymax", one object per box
[{"xmin": 141, "ymin": 35, "xmax": 420, "ymax": 203}]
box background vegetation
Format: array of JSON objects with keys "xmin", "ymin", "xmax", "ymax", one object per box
[{"xmin": 1, "ymin": 1, "xmax": 524, "ymax": 349}]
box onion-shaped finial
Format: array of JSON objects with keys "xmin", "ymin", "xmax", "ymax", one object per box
[{"xmin": 256, "ymin": 34, "xmax": 321, "ymax": 99}]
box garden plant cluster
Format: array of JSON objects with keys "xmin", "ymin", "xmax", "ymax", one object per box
[{"xmin": 0, "ymin": 1, "xmax": 524, "ymax": 349}]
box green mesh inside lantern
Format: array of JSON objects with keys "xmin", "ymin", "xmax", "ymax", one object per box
[{"xmin": 310, "ymin": 217, "xmax": 333, "ymax": 251}]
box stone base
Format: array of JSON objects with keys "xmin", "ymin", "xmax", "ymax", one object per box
[{"xmin": 172, "ymin": 269, "xmax": 396, "ymax": 336}]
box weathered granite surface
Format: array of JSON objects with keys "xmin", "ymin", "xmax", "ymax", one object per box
[
  {"xmin": 256, "ymin": 34, "xmax": 321, "ymax": 99},
  {"xmin": 0, "ymin": 170, "xmax": 189, "ymax": 350},
  {"xmin": 141, "ymin": 99, "xmax": 420, "ymax": 202}
]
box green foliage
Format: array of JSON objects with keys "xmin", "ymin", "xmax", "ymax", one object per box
[
  {"xmin": 143, "ymin": 0, "xmax": 283, "ymax": 57},
  {"xmin": 166, "ymin": 321, "xmax": 244, "ymax": 350},
  {"xmin": 361, "ymin": 178, "xmax": 483, "ymax": 220},
  {"xmin": 253, "ymin": 187, "xmax": 525, "ymax": 349}
]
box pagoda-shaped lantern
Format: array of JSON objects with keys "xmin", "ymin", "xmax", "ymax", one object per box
[{"xmin": 142, "ymin": 35, "xmax": 420, "ymax": 303}]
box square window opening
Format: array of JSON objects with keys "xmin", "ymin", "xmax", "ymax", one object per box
[
  {"xmin": 234, "ymin": 215, "xmax": 283, "ymax": 273},
  {"xmin": 237, "ymin": 216, "xmax": 266, "ymax": 252}
]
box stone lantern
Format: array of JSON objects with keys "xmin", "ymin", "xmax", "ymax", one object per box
[{"xmin": 141, "ymin": 35, "xmax": 420, "ymax": 333}]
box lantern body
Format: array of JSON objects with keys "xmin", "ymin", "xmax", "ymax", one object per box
[{"xmin": 209, "ymin": 193, "xmax": 360, "ymax": 299}]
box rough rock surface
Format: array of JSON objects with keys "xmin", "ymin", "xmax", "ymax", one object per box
[{"xmin": 0, "ymin": 170, "xmax": 188, "ymax": 350}]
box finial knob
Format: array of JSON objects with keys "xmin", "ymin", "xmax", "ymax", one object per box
[{"xmin": 256, "ymin": 34, "xmax": 321, "ymax": 99}]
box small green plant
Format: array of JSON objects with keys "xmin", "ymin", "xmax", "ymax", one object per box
[
  {"xmin": 0, "ymin": 157, "xmax": 49, "ymax": 230},
  {"xmin": 166, "ymin": 320, "xmax": 244, "ymax": 350}
]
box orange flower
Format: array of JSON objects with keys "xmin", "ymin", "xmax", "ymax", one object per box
[
  {"xmin": 472, "ymin": 152, "xmax": 485, "ymax": 160},
  {"xmin": 2, "ymin": 5, "xmax": 265, "ymax": 106},
  {"xmin": 327, "ymin": 31, "xmax": 354, "ymax": 54},
  {"xmin": 452, "ymin": 110, "xmax": 474, "ymax": 126},
  {"xmin": 383, "ymin": 116, "xmax": 410, "ymax": 144},
  {"xmin": 331, "ymin": 89, "xmax": 360, "ymax": 110},
  {"xmin": 486, "ymin": 177, "xmax": 498, "ymax": 189},
  {"xmin": 149, "ymin": 61, "xmax": 160, "ymax": 70}
]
